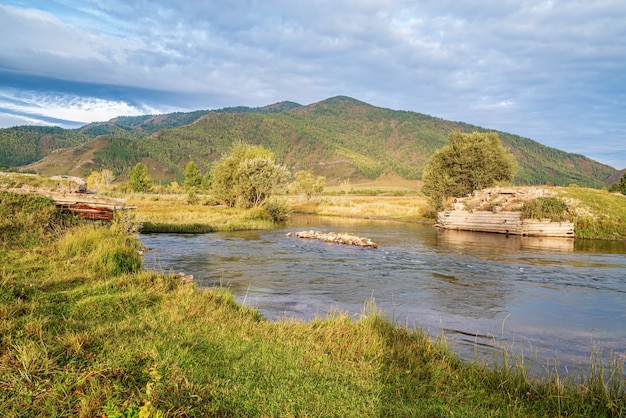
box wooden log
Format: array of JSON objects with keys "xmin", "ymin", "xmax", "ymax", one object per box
[{"xmin": 438, "ymin": 210, "xmax": 575, "ymax": 238}]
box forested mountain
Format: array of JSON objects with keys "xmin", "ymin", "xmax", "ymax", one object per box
[
  {"xmin": 2, "ymin": 96, "xmax": 617, "ymax": 187},
  {"xmin": 0, "ymin": 126, "xmax": 91, "ymax": 167}
]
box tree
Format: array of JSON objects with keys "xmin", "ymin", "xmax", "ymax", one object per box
[
  {"xmin": 609, "ymin": 173, "xmax": 626, "ymax": 195},
  {"xmin": 292, "ymin": 169, "xmax": 326, "ymax": 199},
  {"xmin": 128, "ymin": 162, "xmax": 153, "ymax": 193},
  {"xmin": 422, "ymin": 131, "xmax": 517, "ymax": 209},
  {"xmin": 101, "ymin": 169, "xmax": 115, "ymax": 188},
  {"xmin": 87, "ymin": 169, "xmax": 116, "ymax": 192},
  {"xmin": 86, "ymin": 171, "xmax": 104, "ymax": 191},
  {"xmin": 183, "ymin": 161, "xmax": 202, "ymax": 192},
  {"xmin": 211, "ymin": 142, "xmax": 290, "ymax": 207}
]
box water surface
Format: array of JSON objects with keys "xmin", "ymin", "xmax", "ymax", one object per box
[{"xmin": 141, "ymin": 214, "xmax": 626, "ymax": 370}]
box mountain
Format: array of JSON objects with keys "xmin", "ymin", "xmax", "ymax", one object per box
[
  {"xmin": 607, "ymin": 169, "xmax": 626, "ymax": 186},
  {"xmin": 2, "ymin": 96, "xmax": 617, "ymax": 188}
]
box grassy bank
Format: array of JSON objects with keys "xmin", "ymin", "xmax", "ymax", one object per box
[
  {"xmin": 1, "ymin": 191, "xmax": 624, "ymax": 417},
  {"xmin": 288, "ymin": 194, "xmax": 434, "ymax": 222},
  {"xmin": 557, "ymin": 187, "xmax": 626, "ymax": 240},
  {"xmin": 126, "ymin": 193, "xmax": 278, "ymax": 232}
]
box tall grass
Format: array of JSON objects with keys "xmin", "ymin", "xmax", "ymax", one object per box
[
  {"xmin": 558, "ymin": 187, "xmax": 626, "ymax": 239},
  {"xmin": 0, "ymin": 191, "xmax": 76, "ymax": 249},
  {"xmin": 127, "ymin": 193, "xmax": 282, "ymax": 232},
  {"xmin": 289, "ymin": 194, "xmax": 433, "ymax": 222},
  {"xmin": 1, "ymin": 191, "xmax": 624, "ymax": 416}
]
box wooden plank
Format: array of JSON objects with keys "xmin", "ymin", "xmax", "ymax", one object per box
[{"xmin": 438, "ymin": 210, "xmax": 575, "ymax": 238}]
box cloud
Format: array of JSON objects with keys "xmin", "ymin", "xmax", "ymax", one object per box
[{"xmin": 0, "ymin": 1, "xmax": 625, "ymax": 168}]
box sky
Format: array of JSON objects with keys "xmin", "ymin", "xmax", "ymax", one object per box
[{"xmin": 1, "ymin": 1, "xmax": 625, "ymax": 169}]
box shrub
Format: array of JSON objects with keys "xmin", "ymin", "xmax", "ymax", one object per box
[
  {"xmin": 521, "ymin": 197, "xmax": 569, "ymax": 222},
  {"xmin": 263, "ymin": 199, "xmax": 291, "ymax": 222}
]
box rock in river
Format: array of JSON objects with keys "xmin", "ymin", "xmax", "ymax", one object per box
[{"xmin": 288, "ymin": 230, "xmax": 377, "ymax": 249}]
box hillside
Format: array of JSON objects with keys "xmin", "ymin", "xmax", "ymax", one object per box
[{"xmin": 5, "ymin": 96, "xmax": 618, "ymax": 187}]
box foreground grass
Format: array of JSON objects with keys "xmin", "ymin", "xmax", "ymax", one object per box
[{"xmin": 1, "ymin": 193, "xmax": 624, "ymax": 417}]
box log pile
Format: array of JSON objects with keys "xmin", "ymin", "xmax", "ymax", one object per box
[
  {"xmin": 4, "ymin": 188, "xmax": 134, "ymax": 221},
  {"xmin": 437, "ymin": 210, "xmax": 574, "ymax": 238},
  {"xmin": 288, "ymin": 230, "xmax": 378, "ymax": 248}
]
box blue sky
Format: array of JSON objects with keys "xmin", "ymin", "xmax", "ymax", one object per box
[{"xmin": 1, "ymin": 0, "xmax": 625, "ymax": 169}]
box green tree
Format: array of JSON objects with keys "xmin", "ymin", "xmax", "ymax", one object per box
[
  {"xmin": 86, "ymin": 171, "xmax": 104, "ymax": 191},
  {"xmin": 128, "ymin": 162, "xmax": 153, "ymax": 193},
  {"xmin": 183, "ymin": 161, "xmax": 203, "ymax": 191},
  {"xmin": 211, "ymin": 142, "xmax": 289, "ymax": 207},
  {"xmin": 101, "ymin": 169, "xmax": 115, "ymax": 188},
  {"xmin": 422, "ymin": 131, "xmax": 517, "ymax": 209},
  {"xmin": 292, "ymin": 169, "xmax": 326, "ymax": 199},
  {"xmin": 609, "ymin": 173, "xmax": 626, "ymax": 195}
]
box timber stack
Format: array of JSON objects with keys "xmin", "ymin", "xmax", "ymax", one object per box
[
  {"xmin": 2, "ymin": 174, "xmax": 134, "ymax": 221},
  {"xmin": 437, "ymin": 210, "xmax": 575, "ymax": 237},
  {"xmin": 437, "ymin": 187, "xmax": 575, "ymax": 238}
]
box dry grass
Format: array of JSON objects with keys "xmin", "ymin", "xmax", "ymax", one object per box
[
  {"xmin": 288, "ymin": 194, "xmax": 433, "ymax": 221},
  {"xmin": 126, "ymin": 193, "xmax": 276, "ymax": 231}
]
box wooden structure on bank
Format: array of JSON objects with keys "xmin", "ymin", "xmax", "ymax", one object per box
[
  {"xmin": 52, "ymin": 194, "xmax": 133, "ymax": 220},
  {"xmin": 437, "ymin": 210, "xmax": 575, "ymax": 238},
  {"xmin": 5, "ymin": 188, "xmax": 133, "ymax": 221},
  {"xmin": 437, "ymin": 187, "xmax": 576, "ymax": 238}
]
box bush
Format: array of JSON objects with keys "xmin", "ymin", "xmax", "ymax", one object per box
[
  {"xmin": 521, "ymin": 197, "xmax": 569, "ymax": 222},
  {"xmin": 263, "ymin": 199, "xmax": 291, "ymax": 222}
]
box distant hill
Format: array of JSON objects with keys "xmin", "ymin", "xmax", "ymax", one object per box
[
  {"xmin": 3, "ymin": 96, "xmax": 617, "ymax": 188},
  {"xmin": 0, "ymin": 126, "xmax": 91, "ymax": 168},
  {"xmin": 607, "ymin": 169, "xmax": 626, "ymax": 186}
]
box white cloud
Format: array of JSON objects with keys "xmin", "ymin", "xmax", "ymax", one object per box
[
  {"xmin": 0, "ymin": 0, "xmax": 625, "ymax": 167},
  {"xmin": 0, "ymin": 87, "xmax": 164, "ymax": 125}
]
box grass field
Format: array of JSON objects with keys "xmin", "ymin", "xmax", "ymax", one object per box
[{"xmin": 1, "ymin": 191, "xmax": 624, "ymax": 417}]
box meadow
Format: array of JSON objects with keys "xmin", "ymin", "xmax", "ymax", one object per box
[{"xmin": 1, "ymin": 190, "xmax": 624, "ymax": 416}]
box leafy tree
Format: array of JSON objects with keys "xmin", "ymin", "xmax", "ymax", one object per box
[
  {"xmin": 101, "ymin": 169, "xmax": 115, "ymax": 188},
  {"xmin": 292, "ymin": 169, "xmax": 326, "ymax": 199},
  {"xmin": 87, "ymin": 169, "xmax": 116, "ymax": 192},
  {"xmin": 183, "ymin": 161, "xmax": 203, "ymax": 191},
  {"xmin": 167, "ymin": 181, "xmax": 182, "ymax": 193},
  {"xmin": 87, "ymin": 171, "xmax": 104, "ymax": 191},
  {"xmin": 128, "ymin": 162, "xmax": 153, "ymax": 193},
  {"xmin": 609, "ymin": 173, "xmax": 626, "ymax": 195},
  {"xmin": 235, "ymin": 156, "xmax": 290, "ymax": 208},
  {"xmin": 422, "ymin": 131, "xmax": 517, "ymax": 209},
  {"xmin": 211, "ymin": 142, "xmax": 289, "ymax": 207}
]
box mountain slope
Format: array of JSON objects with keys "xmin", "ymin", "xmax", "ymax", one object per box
[
  {"xmin": 8, "ymin": 96, "xmax": 617, "ymax": 188},
  {"xmin": 0, "ymin": 126, "xmax": 91, "ymax": 167}
]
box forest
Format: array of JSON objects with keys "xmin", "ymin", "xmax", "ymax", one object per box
[{"xmin": 0, "ymin": 96, "xmax": 617, "ymax": 187}]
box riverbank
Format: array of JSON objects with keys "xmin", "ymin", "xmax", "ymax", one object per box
[
  {"xmin": 1, "ymin": 191, "xmax": 624, "ymax": 416},
  {"xmin": 3, "ymin": 173, "xmax": 625, "ymax": 239}
]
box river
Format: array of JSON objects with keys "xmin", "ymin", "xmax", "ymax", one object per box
[{"xmin": 141, "ymin": 214, "xmax": 626, "ymax": 372}]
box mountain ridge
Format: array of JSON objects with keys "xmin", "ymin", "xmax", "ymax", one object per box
[{"xmin": 0, "ymin": 96, "xmax": 618, "ymax": 188}]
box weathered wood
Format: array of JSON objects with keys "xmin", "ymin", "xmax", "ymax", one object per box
[
  {"xmin": 437, "ymin": 210, "xmax": 574, "ymax": 238},
  {"xmin": 4, "ymin": 188, "xmax": 135, "ymax": 221}
]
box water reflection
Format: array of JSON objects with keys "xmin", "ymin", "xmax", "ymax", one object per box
[
  {"xmin": 141, "ymin": 214, "xmax": 626, "ymax": 370},
  {"xmin": 438, "ymin": 229, "xmax": 575, "ymax": 252}
]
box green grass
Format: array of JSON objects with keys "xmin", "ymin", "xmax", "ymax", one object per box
[
  {"xmin": 557, "ymin": 187, "xmax": 626, "ymax": 239},
  {"xmin": 126, "ymin": 193, "xmax": 280, "ymax": 233},
  {"xmin": 1, "ymin": 192, "xmax": 625, "ymax": 417}
]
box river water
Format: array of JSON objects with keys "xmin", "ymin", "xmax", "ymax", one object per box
[{"xmin": 141, "ymin": 214, "xmax": 626, "ymax": 371}]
